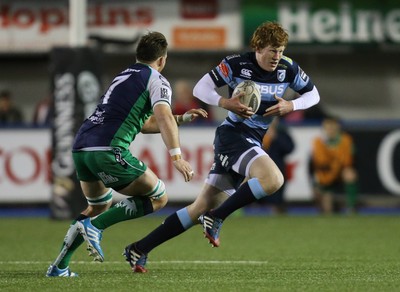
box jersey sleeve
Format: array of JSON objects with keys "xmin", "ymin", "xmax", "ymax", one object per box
[
  {"xmin": 287, "ymin": 58, "xmax": 314, "ymax": 94},
  {"xmin": 148, "ymin": 71, "xmax": 172, "ymax": 108},
  {"xmin": 208, "ymin": 57, "xmax": 234, "ymax": 88}
]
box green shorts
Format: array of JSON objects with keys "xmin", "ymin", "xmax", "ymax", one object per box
[{"xmin": 72, "ymin": 148, "xmax": 147, "ymax": 190}]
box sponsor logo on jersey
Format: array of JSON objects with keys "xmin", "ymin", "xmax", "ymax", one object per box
[
  {"xmin": 159, "ymin": 75, "xmax": 171, "ymax": 88},
  {"xmin": 240, "ymin": 68, "xmax": 252, "ymax": 78},
  {"xmin": 88, "ymin": 109, "xmax": 105, "ymax": 124},
  {"xmin": 218, "ymin": 62, "xmax": 229, "ymax": 77},
  {"xmin": 121, "ymin": 68, "xmax": 140, "ymax": 74},
  {"xmin": 160, "ymin": 87, "xmax": 169, "ymax": 99},
  {"xmin": 259, "ymin": 84, "xmax": 285, "ymax": 95},
  {"xmin": 299, "ymin": 67, "xmax": 309, "ymax": 82},
  {"xmin": 277, "ymin": 70, "xmax": 286, "ymax": 82},
  {"xmin": 226, "ymin": 54, "xmax": 240, "ymax": 60}
]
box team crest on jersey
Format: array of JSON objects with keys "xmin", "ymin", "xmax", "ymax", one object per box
[{"xmin": 277, "ymin": 70, "xmax": 286, "ymax": 82}]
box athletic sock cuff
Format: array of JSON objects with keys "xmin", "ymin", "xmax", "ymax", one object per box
[
  {"xmin": 248, "ymin": 178, "xmax": 268, "ymax": 199},
  {"xmin": 176, "ymin": 208, "xmax": 194, "ymax": 230}
]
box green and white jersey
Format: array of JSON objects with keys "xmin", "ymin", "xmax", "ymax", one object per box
[{"xmin": 73, "ymin": 63, "xmax": 172, "ymax": 150}]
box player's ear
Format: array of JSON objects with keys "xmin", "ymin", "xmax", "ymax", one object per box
[{"xmin": 156, "ymin": 56, "xmax": 166, "ymax": 70}]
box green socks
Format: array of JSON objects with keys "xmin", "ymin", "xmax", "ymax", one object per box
[
  {"xmin": 91, "ymin": 196, "xmax": 153, "ymax": 230},
  {"xmin": 56, "ymin": 196, "xmax": 153, "ymax": 268}
]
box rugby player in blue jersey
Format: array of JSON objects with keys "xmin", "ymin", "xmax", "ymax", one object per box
[
  {"xmin": 46, "ymin": 31, "xmax": 207, "ymax": 277},
  {"xmin": 122, "ymin": 21, "xmax": 320, "ymax": 273}
]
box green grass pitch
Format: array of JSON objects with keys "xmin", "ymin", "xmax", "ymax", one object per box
[{"xmin": 0, "ymin": 215, "xmax": 399, "ymax": 291}]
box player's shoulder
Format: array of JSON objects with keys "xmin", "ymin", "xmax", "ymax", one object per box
[
  {"xmin": 147, "ymin": 67, "xmax": 170, "ymax": 87},
  {"xmin": 224, "ymin": 53, "xmax": 242, "ymax": 61},
  {"xmin": 223, "ymin": 52, "xmax": 251, "ymax": 64},
  {"xmin": 121, "ymin": 63, "xmax": 153, "ymax": 81},
  {"xmin": 278, "ymin": 55, "xmax": 299, "ymax": 70}
]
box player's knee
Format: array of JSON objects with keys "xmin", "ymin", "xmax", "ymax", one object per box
[
  {"xmin": 274, "ymin": 172, "xmax": 285, "ymax": 192},
  {"xmin": 151, "ymin": 193, "xmax": 168, "ymax": 211},
  {"xmin": 147, "ymin": 179, "xmax": 168, "ymax": 211},
  {"xmin": 259, "ymin": 171, "xmax": 284, "ymax": 195},
  {"xmin": 84, "ymin": 189, "xmax": 113, "ymax": 216},
  {"xmin": 85, "ymin": 204, "xmax": 110, "ymax": 217}
]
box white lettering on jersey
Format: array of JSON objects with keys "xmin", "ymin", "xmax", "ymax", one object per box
[
  {"xmin": 226, "ymin": 54, "xmax": 241, "ymax": 60},
  {"xmin": 259, "ymin": 84, "xmax": 285, "ymax": 95}
]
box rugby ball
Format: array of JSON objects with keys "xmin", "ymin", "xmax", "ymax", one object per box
[{"xmin": 232, "ymin": 80, "xmax": 261, "ymax": 114}]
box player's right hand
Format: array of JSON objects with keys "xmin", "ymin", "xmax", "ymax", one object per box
[
  {"xmin": 173, "ymin": 159, "xmax": 195, "ymax": 182},
  {"xmin": 219, "ymin": 94, "xmax": 253, "ymax": 118}
]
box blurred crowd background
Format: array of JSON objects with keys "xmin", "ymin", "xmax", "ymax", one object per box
[{"xmin": 0, "ymin": 0, "xmax": 399, "ymax": 217}]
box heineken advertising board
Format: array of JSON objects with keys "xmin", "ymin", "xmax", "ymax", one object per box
[{"xmin": 243, "ymin": 0, "xmax": 400, "ymax": 46}]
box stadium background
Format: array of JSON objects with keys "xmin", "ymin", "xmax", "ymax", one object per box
[{"xmin": 0, "ymin": 0, "xmax": 399, "ymax": 218}]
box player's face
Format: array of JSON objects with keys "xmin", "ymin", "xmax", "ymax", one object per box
[{"xmin": 255, "ymin": 45, "xmax": 285, "ymax": 72}]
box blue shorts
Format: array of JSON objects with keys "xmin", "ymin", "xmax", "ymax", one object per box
[
  {"xmin": 206, "ymin": 124, "xmax": 269, "ymax": 195},
  {"xmin": 212, "ymin": 124, "xmax": 265, "ymax": 172}
]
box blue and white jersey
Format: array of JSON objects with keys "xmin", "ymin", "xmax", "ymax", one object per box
[
  {"xmin": 209, "ymin": 52, "xmax": 314, "ymax": 142},
  {"xmin": 73, "ymin": 63, "xmax": 172, "ymax": 151}
]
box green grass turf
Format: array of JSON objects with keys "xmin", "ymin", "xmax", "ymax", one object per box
[{"xmin": 0, "ymin": 215, "xmax": 399, "ymax": 291}]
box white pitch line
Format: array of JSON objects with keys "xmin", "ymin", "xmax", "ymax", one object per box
[{"xmin": 0, "ymin": 260, "xmax": 268, "ymax": 265}]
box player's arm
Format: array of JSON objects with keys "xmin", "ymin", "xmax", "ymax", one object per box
[
  {"xmin": 141, "ymin": 115, "xmax": 159, "ymax": 133},
  {"xmin": 193, "ymin": 73, "xmax": 253, "ymax": 118},
  {"xmin": 152, "ymin": 103, "xmax": 194, "ymax": 182},
  {"xmin": 143, "ymin": 73, "xmax": 195, "ymax": 182},
  {"xmin": 264, "ymin": 86, "xmax": 320, "ymax": 117},
  {"xmin": 141, "ymin": 108, "xmax": 208, "ymax": 134},
  {"xmin": 152, "ymin": 103, "xmax": 180, "ymax": 149},
  {"xmin": 264, "ymin": 61, "xmax": 320, "ymax": 117}
]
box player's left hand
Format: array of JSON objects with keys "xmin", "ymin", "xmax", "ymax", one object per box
[
  {"xmin": 263, "ymin": 95, "xmax": 294, "ymax": 117},
  {"xmin": 181, "ymin": 108, "xmax": 208, "ymax": 123}
]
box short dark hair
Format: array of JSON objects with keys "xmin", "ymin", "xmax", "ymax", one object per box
[{"xmin": 136, "ymin": 31, "xmax": 168, "ymax": 63}]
